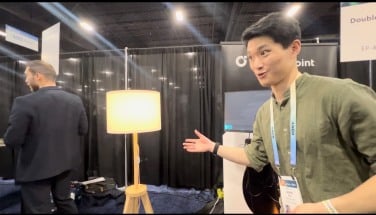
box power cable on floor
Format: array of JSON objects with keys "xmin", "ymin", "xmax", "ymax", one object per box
[{"xmin": 209, "ymin": 188, "xmax": 223, "ymax": 214}]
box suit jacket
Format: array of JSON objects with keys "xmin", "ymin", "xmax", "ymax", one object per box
[{"xmin": 3, "ymin": 86, "xmax": 88, "ymax": 182}]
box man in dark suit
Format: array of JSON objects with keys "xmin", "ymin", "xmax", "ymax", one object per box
[{"xmin": 3, "ymin": 60, "xmax": 88, "ymax": 213}]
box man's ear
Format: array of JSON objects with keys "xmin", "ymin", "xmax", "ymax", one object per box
[
  {"xmin": 34, "ymin": 72, "xmax": 43, "ymax": 81},
  {"xmin": 290, "ymin": 39, "xmax": 301, "ymax": 55}
]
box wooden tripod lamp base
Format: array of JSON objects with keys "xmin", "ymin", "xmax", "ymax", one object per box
[
  {"xmin": 106, "ymin": 90, "xmax": 160, "ymax": 214},
  {"xmin": 123, "ymin": 184, "xmax": 153, "ymax": 213}
]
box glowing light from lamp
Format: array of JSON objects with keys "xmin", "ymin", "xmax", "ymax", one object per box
[{"xmin": 106, "ymin": 90, "xmax": 161, "ymax": 134}]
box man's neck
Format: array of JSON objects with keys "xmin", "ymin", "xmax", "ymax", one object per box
[
  {"xmin": 272, "ymin": 71, "xmax": 301, "ymax": 103},
  {"xmin": 38, "ymin": 81, "xmax": 56, "ymax": 88}
]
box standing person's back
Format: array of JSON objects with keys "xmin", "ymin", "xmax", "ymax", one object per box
[
  {"xmin": 7, "ymin": 87, "xmax": 87, "ymax": 182},
  {"xmin": 3, "ymin": 60, "xmax": 88, "ymax": 213}
]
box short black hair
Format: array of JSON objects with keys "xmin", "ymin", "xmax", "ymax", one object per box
[{"xmin": 241, "ymin": 12, "xmax": 301, "ymax": 49}]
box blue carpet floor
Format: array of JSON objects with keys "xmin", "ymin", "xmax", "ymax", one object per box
[{"xmin": 0, "ymin": 178, "xmax": 215, "ymax": 214}]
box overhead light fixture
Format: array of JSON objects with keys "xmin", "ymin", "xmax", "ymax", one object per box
[
  {"xmin": 63, "ymin": 72, "xmax": 74, "ymax": 76},
  {"xmin": 185, "ymin": 52, "xmax": 195, "ymax": 57},
  {"xmin": 102, "ymin": 70, "xmax": 113, "ymax": 75},
  {"xmin": 286, "ymin": 4, "xmax": 301, "ymax": 17},
  {"xmin": 316, "ymin": 37, "xmax": 320, "ymax": 43},
  {"xmin": 68, "ymin": 57, "xmax": 79, "ymax": 62},
  {"xmin": 175, "ymin": 9, "xmax": 185, "ymax": 22},
  {"xmin": 79, "ymin": 20, "xmax": 95, "ymax": 32}
]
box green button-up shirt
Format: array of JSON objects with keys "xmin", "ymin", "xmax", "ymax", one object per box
[{"xmin": 245, "ymin": 73, "xmax": 376, "ymax": 203}]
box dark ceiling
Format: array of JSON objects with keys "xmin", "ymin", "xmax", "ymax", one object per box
[{"xmin": 0, "ymin": 2, "xmax": 340, "ymax": 57}]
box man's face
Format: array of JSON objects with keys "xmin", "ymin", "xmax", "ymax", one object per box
[
  {"xmin": 24, "ymin": 67, "xmax": 39, "ymax": 92},
  {"xmin": 246, "ymin": 36, "xmax": 297, "ymax": 87}
]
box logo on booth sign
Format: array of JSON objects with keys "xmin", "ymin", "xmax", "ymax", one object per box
[
  {"xmin": 235, "ymin": 55, "xmax": 248, "ymax": 68},
  {"xmin": 235, "ymin": 55, "xmax": 316, "ymax": 68},
  {"xmin": 296, "ymin": 58, "xmax": 316, "ymax": 67}
]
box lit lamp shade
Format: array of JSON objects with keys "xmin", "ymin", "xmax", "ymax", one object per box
[{"xmin": 106, "ymin": 90, "xmax": 161, "ymax": 134}]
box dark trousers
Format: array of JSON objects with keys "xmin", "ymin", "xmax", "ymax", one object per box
[{"xmin": 20, "ymin": 170, "xmax": 78, "ymax": 214}]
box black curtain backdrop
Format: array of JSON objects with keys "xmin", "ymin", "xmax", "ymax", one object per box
[
  {"xmin": 0, "ymin": 60, "xmax": 29, "ymax": 179},
  {"xmin": 340, "ymin": 60, "xmax": 376, "ymax": 91},
  {"xmin": 0, "ymin": 52, "xmax": 127, "ymax": 186},
  {"xmin": 0, "ymin": 46, "xmax": 224, "ymax": 190},
  {"xmin": 57, "ymin": 52, "xmax": 127, "ymax": 186},
  {"xmin": 0, "ymin": 61, "xmax": 29, "ymax": 136},
  {"xmin": 127, "ymin": 45, "xmax": 223, "ymax": 189}
]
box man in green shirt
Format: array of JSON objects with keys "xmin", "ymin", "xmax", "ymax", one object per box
[{"xmin": 182, "ymin": 12, "xmax": 376, "ymax": 213}]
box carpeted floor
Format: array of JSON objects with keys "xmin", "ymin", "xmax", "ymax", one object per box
[{"xmin": 0, "ymin": 177, "xmax": 217, "ymax": 214}]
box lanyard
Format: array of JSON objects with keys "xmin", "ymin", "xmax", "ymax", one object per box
[{"xmin": 270, "ymin": 81, "xmax": 297, "ymax": 174}]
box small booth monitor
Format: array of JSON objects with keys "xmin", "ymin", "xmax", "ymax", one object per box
[{"xmin": 224, "ymin": 90, "xmax": 271, "ymax": 133}]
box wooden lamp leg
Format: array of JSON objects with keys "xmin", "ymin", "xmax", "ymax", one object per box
[{"xmin": 123, "ymin": 133, "xmax": 154, "ymax": 214}]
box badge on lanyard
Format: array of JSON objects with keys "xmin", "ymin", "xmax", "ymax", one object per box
[{"xmin": 278, "ymin": 175, "xmax": 303, "ymax": 213}]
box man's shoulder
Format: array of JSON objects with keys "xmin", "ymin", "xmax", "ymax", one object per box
[
  {"xmin": 60, "ymin": 90, "xmax": 83, "ymax": 102},
  {"xmin": 305, "ymin": 73, "xmax": 339, "ymax": 82},
  {"xmin": 305, "ymin": 73, "xmax": 375, "ymax": 98},
  {"xmin": 255, "ymin": 98, "xmax": 271, "ymax": 118},
  {"xmin": 14, "ymin": 92, "xmax": 34, "ymax": 102},
  {"xmin": 42, "ymin": 87, "xmax": 82, "ymax": 100},
  {"xmin": 17, "ymin": 88, "xmax": 82, "ymax": 103},
  {"xmin": 305, "ymin": 73, "xmax": 358, "ymax": 88}
]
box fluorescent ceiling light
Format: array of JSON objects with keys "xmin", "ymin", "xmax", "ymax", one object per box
[
  {"xmin": 79, "ymin": 20, "xmax": 94, "ymax": 32},
  {"xmin": 286, "ymin": 4, "xmax": 301, "ymax": 17},
  {"xmin": 175, "ymin": 10, "xmax": 185, "ymax": 22}
]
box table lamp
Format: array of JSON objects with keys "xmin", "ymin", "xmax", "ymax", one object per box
[{"xmin": 106, "ymin": 90, "xmax": 161, "ymax": 214}]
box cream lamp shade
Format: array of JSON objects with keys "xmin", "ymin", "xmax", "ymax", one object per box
[{"xmin": 106, "ymin": 90, "xmax": 161, "ymax": 134}]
